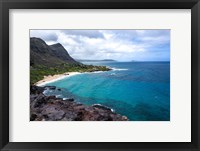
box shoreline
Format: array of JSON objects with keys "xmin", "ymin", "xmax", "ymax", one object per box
[
  {"xmin": 35, "ymin": 72, "xmax": 81, "ymax": 86},
  {"xmin": 35, "ymin": 68, "xmax": 113, "ymax": 86},
  {"xmin": 30, "ymin": 85, "xmax": 128, "ymax": 121},
  {"xmin": 31, "ymin": 68, "xmax": 130, "ymax": 121}
]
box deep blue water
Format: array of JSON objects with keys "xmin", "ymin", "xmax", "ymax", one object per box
[{"xmin": 44, "ymin": 61, "xmax": 170, "ymax": 121}]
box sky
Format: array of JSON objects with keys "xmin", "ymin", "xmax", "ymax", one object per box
[{"xmin": 30, "ymin": 29, "xmax": 170, "ymax": 62}]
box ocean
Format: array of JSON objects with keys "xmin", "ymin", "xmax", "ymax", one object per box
[{"xmin": 43, "ymin": 61, "xmax": 170, "ymax": 121}]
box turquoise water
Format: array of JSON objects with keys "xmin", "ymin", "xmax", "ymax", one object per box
[{"xmin": 44, "ymin": 61, "xmax": 170, "ymax": 121}]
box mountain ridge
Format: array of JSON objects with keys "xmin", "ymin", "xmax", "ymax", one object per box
[{"xmin": 30, "ymin": 37, "xmax": 79, "ymax": 67}]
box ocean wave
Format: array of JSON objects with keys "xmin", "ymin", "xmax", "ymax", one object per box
[
  {"xmin": 111, "ymin": 68, "xmax": 128, "ymax": 71},
  {"xmin": 56, "ymin": 95, "xmax": 62, "ymax": 98},
  {"xmin": 92, "ymin": 104, "xmax": 115, "ymax": 113},
  {"xmin": 91, "ymin": 71, "xmax": 104, "ymax": 73},
  {"xmin": 42, "ymin": 90, "xmax": 48, "ymax": 95}
]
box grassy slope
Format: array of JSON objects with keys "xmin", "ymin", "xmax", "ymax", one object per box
[{"xmin": 30, "ymin": 63, "xmax": 111, "ymax": 84}]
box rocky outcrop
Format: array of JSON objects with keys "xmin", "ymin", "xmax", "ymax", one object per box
[{"xmin": 30, "ymin": 86, "xmax": 128, "ymax": 121}]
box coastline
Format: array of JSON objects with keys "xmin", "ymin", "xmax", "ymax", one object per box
[
  {"xmin": 30, "ymin": 85, "xmax": 128, "ymax": 121},
  {"xmin": 35, "ymin": 72, "xmax": 81, "ymax": 86},
  {"xmin": 35, "ymin": 67, "xmax": 112, "ymax": 86},
  {"xmin": 30, "ymin": 69, "xmax": 130, "ymax": 121}
]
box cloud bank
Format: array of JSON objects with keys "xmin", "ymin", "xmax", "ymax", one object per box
[{"xmin": 30, "ymin": 29, "xmax": 170, "ymax": 61}]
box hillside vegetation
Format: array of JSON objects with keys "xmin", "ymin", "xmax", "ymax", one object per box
[{"xmin": 30, "ymin": 37, "xmax": 110, "ymax": 84}]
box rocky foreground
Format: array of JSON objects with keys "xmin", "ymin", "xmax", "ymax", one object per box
[{"xmin": 30, "ymin": 86, "xmax": 128, "ymax": 121}]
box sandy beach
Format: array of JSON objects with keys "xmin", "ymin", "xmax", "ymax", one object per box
[{"xmin": 35, "ymin": 72, "xmax": 80, "ymax": 86}]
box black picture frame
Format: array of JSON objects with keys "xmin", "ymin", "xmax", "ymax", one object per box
[{"xmin": 0, "ymin": 0, "xmax": 199, "ymax": 151}]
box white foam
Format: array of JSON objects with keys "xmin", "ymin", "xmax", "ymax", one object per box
[
  {"xmin": 111, "ymin": 68, "xmax": 128, "ymax": 71},
  {"xmin": 56, "ymin": 95, "xmax": 62, "ymax": 98},
  {"xmin": 92, "ymin": 104, "xmax": 115, "ymax": 113},
  {"xmin": 63, "ymin": 98, "xmax": 68, "ymax": 101},
  {"xmin": 91, "ymin": 71, "xmax": 104, "ymax": 73},
  {"xmin": 42, "ymin": 90, "xmax": 48, "ymax": 95},
  {"xmin": 93, "ymin": 103, "xmax": 102, "ymax": 106},
  {"xmin": 111, "ymin": 109, "xmax": 115, "ymax": 113}
]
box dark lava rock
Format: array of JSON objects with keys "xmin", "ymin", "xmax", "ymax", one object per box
[
  {"xmin": 57, "ymin": 88, "xmax": 61, "ymax": 91},
  {"xmin": 30, "ymin": 113, "xmax": 37, "ymax": 121},
  {"xmin": 46, "ymin": 95, "xmax": 56, "ymax": 100},
  {"xmin": 41, "ymin": 106, "xmax": 65, "ymax": 121},
  {"xmin": 30, "ymin": 93, "xmax": 128, "ymax": 121},
  {"xmin": 31, "ymin": 93, "xmax": 47, "ymax": 108},
  {"xmin": 30, "ymin": 85, "xmax": 45, "ymax": 94},
  {"xmin": 74, "ymin": 111, "xmax": 84, "ymax": 121},
  {"xmin": 30, "ymin": 94, "xmax": 38, "ymax": 103},
  {"xmin": 45, "ymin": 86, "xmax": 56, "ymax": 90},
  {"xmin": 65, "ymin": 98, "xmax": 74, "ymax": 102}
]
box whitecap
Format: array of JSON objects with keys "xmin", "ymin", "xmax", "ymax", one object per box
[
  {"xmin": 111, "ymin": 68, "xmax": 128, "ymax": 71},
  {"xmin": 111, "ymin": 109, "xmax": 115, "ymax": 113},
  {"xmin": 42, "ymin": 90, "xmax": 48, "ymax": 95},
  {"xmin": 93, "ymin": 103, "xmax": 102, "ymax": 106},
  {"xmin": 92, "ymin": 71, "xmax": 104, "ymax": 73},
  {"xmin": 92, "ymin": 104, "xmax": 115, "ymax": 113},
  {"xmin": 56, "ymin": 95, "xmax": 62, "ymax": 98}
]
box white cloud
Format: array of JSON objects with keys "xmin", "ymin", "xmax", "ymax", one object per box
[{"xmin": 30, "ymin": 29, "xmax": 170, "ymax": 61}]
